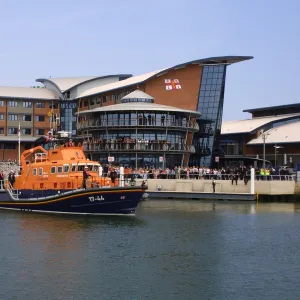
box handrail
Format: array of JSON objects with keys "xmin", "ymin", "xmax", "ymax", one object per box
[
  {"xmin": 5, "ymin": 180, "xmax": 20, "ymax": 200},
  {"xmin": 77, "ymin": 121, "xmax": 199, "ymax": 131}
]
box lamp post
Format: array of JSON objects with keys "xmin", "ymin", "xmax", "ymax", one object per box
[
  {"xmin": 260, "ymin": 129, "xmax": 269, "ymax": 170},
  {"xmin": 274, "ymin": 145, "xmax": 284, "ymax": 167}
]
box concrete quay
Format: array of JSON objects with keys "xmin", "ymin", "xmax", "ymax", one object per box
[{"xmin": 137, "ymin": 179, "xmax": 296, "ymax": 201}]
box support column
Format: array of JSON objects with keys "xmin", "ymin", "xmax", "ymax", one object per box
[{"xmin": 120, "ymin": 166, "xmax": 124, "ymax": 187}]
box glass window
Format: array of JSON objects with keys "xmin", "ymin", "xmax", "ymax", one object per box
[
  {"xmin": 0, "ymin": 114, "xmax": 4, "ymax": 120},
  {"xmin": 51, "ymin": 166, "xmax": 56, "ymax": 174},
  {"xmin": 50, "ymin": 103, "xmax": 58, "ymax": 109},
  {"xmin": 63, "ymin": 165, "xmax": 69, "ymax": 172},
  {"xmin": 71, "ymin": 165, "xmax": 77, "ymax": 172},
  {"xmin": 22, "ymin": 128, "xmax": 31, "ymax": 135},
  {"xmin": 36, "ymin": 102, "xmax": 45, "ymax": 108},
  {"xmin": 8, "ymin": 101, "xmax": 18, "ymax": 107},
  {"xmin": 8, "ymin": 114, "xmax": 18, "ymax": 121},
  {"xmin": 35, "ymin": 128, "xmax": 45, "ymax": 135},
  {"xmin": 57, "ymin": 166, "xmax": 63, "ymax": 173},
  {"xmin": 0, "ymin": 128, "xmax": 4, "ymax": 134},
  {"xmin": 33, "ymin": 168, "xmax": 37, "ymax": 176},
  {"xmin": 22, "ymin": 115, "xmax": 32, "ymax": 121},
  {"xmin": 23, "ymin": 101, "xmax": 32, "ymax": 108},
  {"xmin": 39, "ymin": 168, "xmax": 43, "ymax": 175},
  {"xmin": 8, "ymin": 128, "xmax": 18, "ymax": 134},
  {"xmin": 36, "ymin": 115, "xmax": 45, "ymax": 122},
  {"xmin": 0, "ymin": 101, "xmax": 4, "ymax": 106}
]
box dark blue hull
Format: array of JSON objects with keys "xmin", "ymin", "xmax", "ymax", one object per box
[{"xmin": 0, "ymin": 187, "xmax": 145, "ymax": 215}]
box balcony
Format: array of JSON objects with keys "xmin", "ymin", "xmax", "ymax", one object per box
[
  {"xmin": 83, "ymin": 142, "xmax": 196, "ymax": 154},
  {"xmin": 77, "ymin": 119, "xmax": 199, "ymax": 132}
]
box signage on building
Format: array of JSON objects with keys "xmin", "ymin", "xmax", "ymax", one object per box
[
  {"xmin": 159, "ymin": 156, "xmax": 164, "ymax": 162},
  {"xmin": 108, "ymin": 156, "xmax": 115, "ymax": 162},
  {"xmin": 165, "ymin": 79, "xmax": 182, "ymax": 90},
  {"xmin": 215, "ymin": 156, "xmax": 219, "ymax": 163}
]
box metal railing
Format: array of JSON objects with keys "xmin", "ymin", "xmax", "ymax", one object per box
[
  {"xmin": 83, "ymin": 143, "xmax": 196, "ymax": 153},
  {"xmin": 109, "ymin": 173, "xmax": 296, "ymax": 181},
  {"xmin": 77, "ymin": 120, "xmax": 199, "ymax": 131}
]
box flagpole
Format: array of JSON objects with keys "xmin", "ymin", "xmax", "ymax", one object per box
[{"xmin": 18, "ymin": 122, "xmax": 21, "ymax": 166}]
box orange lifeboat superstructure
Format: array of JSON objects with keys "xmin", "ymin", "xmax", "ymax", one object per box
[{"xmin": 15, "ymin": 144, "xmax": 112, "ymax": 191}]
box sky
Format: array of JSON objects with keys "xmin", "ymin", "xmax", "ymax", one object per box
[{"xmin": 0, "ymin": 0, "xmax": 299, "ymax": 121}]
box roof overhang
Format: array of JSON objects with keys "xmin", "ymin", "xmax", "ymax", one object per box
[{"xmin": 36, "ymin": 74, "xmax": 132, "ymax": 93}]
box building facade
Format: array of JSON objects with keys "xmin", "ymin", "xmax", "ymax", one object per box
[
  {"xmin": 220, "ymin": 103, "xmax": 300, "ymax": 168},
  {"xmin": 77, "ymin": 90, "xmax": 200, "ymax": 168},
  {"xmin": 75, "ymin": 56, "xmax": 252, "ymax": 167},
  {"xmin": 0, "ymin": 56, "xmax": 252, "ymax": 166}
]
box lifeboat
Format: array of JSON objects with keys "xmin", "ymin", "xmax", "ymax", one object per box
[{"xmin": 0, "ymin": 132, "xmax": 147, "ymax": 215}]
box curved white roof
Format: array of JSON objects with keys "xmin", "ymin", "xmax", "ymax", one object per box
[
  {"xmin": 0, "ymin": 86, "xmax": 59, "ymax": 100},
  {"xmin": 122, "ymin": 90, "xmax": 153, "ymax": 100},
  {"xmin": 77, "ymin": 69, "xmax": 165, "ymax": 98},
  {"xmin": 37, "ymin": 75, "xmax": 131, "ymax": 93},
  {"xmin": 77, "ymin": 102, "xmax": 201, "ymax": 115},
  {"xmin": 221, "ymin": 113, "xmax": 300, "ymax": 134},
  {"xmin": 39, "ymin": 76, "xmax": 98, "ymax": 92},
  {"xmin": 76, "ymin": 56, "xmax": 252, "ymax": 99},
  {"xmin": 247, "ymin": 121, "xmax": 300, "ymax": 145}
]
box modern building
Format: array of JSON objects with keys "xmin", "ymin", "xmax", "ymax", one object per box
[
  {"xmin": 75, "ymin": 56, "xmax": 253, "ymax": 167},
  {"xmin": 0, "ymin": 56, "xmax": 253, "ymax": 166},
  {"xmin": 77, "ymin": 90, "xmax": 200, "ymax": 168},
  {"xmin": 220, "ymin": 103, "xmax": 300, "ymax": 167}
]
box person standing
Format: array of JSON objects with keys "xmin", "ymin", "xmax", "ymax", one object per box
[
  {"xmin": 212, "ymin": 179, "xmax": 216, "ymax": 193},
  {"xmin": 82, "ymin": 166, "xmax": 91, "ymax": 189},
  {"xmin": 0, "ymin": 171, "xmax": 4, "ymax": 190},
  {"xmin": 8, "ymin": 171, "xmax": 15, "ymax": 188}
]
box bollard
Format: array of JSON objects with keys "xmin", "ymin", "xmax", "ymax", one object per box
[{"xmin": 250, "ymin": 167, "xmax": 255, "ymax": 194}]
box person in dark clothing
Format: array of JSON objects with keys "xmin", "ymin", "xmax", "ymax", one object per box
[
  {"xmin": 110, "ymin": 168, "xmax": 117, "ymax": 185},
  {"xmin": 83, "ymin": 166, "xmax": 91, "ymax": 189},
  {"xmin": 161, "ymin": 115, "xmax": 165, "ymax": 126},
  {"xmin": 212, "ymin": 179, "xmax": 216, "ymax": 193},
  {"xmin": 8, "ymin": 171, "xmax": 15, "ymax": 188},
  {"xmin": 231, "ymin": 174, "xmax": 238, "ymax": 185},
  {"xmin": 103, "ymin": 165, "xmax": 109, "ymax": 177},
  {"xmin": 0, "ymin": 171, "xmax": 4, "ymax": 189}
]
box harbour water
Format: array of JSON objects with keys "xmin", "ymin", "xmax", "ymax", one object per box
[{"xmin": 1, "ymin": 200, "xmax": 300, "ymax": 299}]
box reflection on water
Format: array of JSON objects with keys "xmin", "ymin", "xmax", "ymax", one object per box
[
  {"xmin": 0, "ymin": 201, "xmax": 300, "ymax": 299},
  {"xmin": 138, "ymin": 199, "xmax": 300, "ymax": 215}
]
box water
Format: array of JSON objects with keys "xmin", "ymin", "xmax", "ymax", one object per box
[{"xmin": 0, "ymin": 201, "xmax": 300, "ymax": 300}]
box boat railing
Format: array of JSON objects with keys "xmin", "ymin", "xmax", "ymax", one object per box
[{"xmin": 6, "ymin": 181, "xmax": 20, "ymax": 200}]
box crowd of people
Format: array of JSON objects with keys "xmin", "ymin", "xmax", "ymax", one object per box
[
  {"xmin": 98, "ymin": 165, "xmax": 295, "ymax": 184},
  {"xmin": 78, "ymin": 115, "xmax": 198, "ymax": 129},
  {"xmin": 83, "ymin": 138, "xmax": 195, "ymax": 152}
]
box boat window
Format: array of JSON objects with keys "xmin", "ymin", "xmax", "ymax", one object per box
[
  {"xmin": 57, "ymin": 166, "xmax": 63, "ymax": 173},
  {"xmin": 93, "ymin": 165, "xmax": 99, "ymax": 172},
  {"xmin": 51, "ymin": 166, "xmax": 56, "ymax": 174},
  {"xmin": 78, "ymin": 165, "xmax": 84, "ymax": 171},
  {"xmin": 71, "ymin": 165, "xmax": 77, "ymax": 172},
  {"xmin": 39, "ymin": 168, "xmax": 43, "ymax": 175},
  {"xmin": 64, "ymin": 165, "xmax": 70, "ymax": 172},
  {"xmin": 33, "ymin": 168, "xmax": 37, "ymax": 176},
  {"xmin": 87, "ymin": 165, "xmax": 93, "ymax": 171}
]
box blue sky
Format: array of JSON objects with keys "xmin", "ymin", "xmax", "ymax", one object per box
[{"xmin": 0, "ymin": 0, "xmax": 299, "ymax": 121}]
